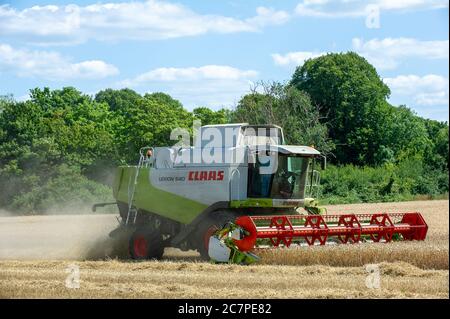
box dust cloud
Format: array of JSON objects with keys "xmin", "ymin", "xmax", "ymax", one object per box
[
  {"xmin": 0, "ymin": 207, "xmax": 201, "ymax": 261},
  {"xmin": 0, "ymin": 212, "xmax": 128, "ymax": 260}
]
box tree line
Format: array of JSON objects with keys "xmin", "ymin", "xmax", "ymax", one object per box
[{"xmin": 0, "ymin": 52, "xmax": 448, "ymax": 213}]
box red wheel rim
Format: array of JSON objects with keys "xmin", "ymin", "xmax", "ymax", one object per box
[
  {"xmin": 203, "ymin": 225, "xmax": 218, "ymax": 251},
  {"xmin": 133, "ymin": 235, "xmax": 148, "ymax": 257}
]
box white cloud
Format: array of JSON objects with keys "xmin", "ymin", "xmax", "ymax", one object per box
[
  {"xmin": 352, "ymin": 37, "xmax": 449, "ymax": 70},
  {"xmin": 384, "ymin": 74, "xmax": 449, "ymax": 106},
  {"xmin": 295, "ymin": 0, "xmax": 448, "ymax": 17},
  {"xmin": 272, "ymin": 51, "xmax": 327, "ymax": 66},
  {"xmin": 0, "ymin": 43, "xmax": 119, "ymax": 80},
  {"xmin": 119, "ymin": 65, "xmax": 258, "ymax": 109},
  {"xmin": 0, "ymin": 1, "xmax": 289, "ymax": 44},
  {"xmin": 273, "ymin": 37, "xmax": 449, "ymax": 70},
  {"xmin": 246, "ymin": 6, "xmax": 290, "ymax": 28},
  {"xmin": 153, "ymin": 80, "xmax": 255, "ymax": 110},
  {"xmin": 121, "ymin": 65, "xmax": 258, "ymax": 86},
  {"xmin": 374, "ymin": 0, "xmax": 448, "ymax": 10}
]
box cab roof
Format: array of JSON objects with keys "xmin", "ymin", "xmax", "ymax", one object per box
[{"xmin": 249, "ymin": 145, "xmax": 321, "ymax": 156}]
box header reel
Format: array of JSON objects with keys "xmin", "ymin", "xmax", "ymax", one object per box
[{"xmin": 208, "ymin": 212, "xmax": 428, "ymax": 265}]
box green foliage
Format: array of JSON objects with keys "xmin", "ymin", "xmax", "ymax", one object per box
[
  {"xmin": 0, "ymin": 89, "xmax": 197, "ymax": 213},
  {"xmin": 95, "ymin": 88, "xmax": 142, "ymax": 113},
  {"xmin": 10, "ymin": 164, "xmax": 112, "ymax": 214},
  {"xmin": 122, "ymin": 93, "xmax": 193, "ymax": 162},
  {"xmin": 292, "ymin": 52, "xmax": 391, "ymax": 165},
  {"xmin": 0, "ymin": 88, "xmax": 115, "ymax": 213},
  {"xmin": 96, "ymin": 90, "xmax": 193, "ymax": 163},
  {"xmin": 231, "ymin": 82, "xmax": 334, "ymax": 154},
  {"xmin": 422, "ymin": 119, "xmax": 449, "ymax": 171},
  {"xmin": 193, "ymin": 107, "xmax": 229, "ymax": 125},
  {"xmin": 303, "ymin": 57, "xmax": 449, "ymax": 202},
  {"xmin": 0, "ymin": 88, "xmax": 115, "ymax": 169},
  {"xmin": 320, "ymin": 159, "xmax": 448, "ymax": 204}
]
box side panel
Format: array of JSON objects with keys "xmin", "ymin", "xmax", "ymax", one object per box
[
  {"xmin": 113, "ymin": 166, "xmax": 208, "ymax": 224},
  {"xmin": 150, "ymin": 166, "xmax": 248, "ymax": 205}
]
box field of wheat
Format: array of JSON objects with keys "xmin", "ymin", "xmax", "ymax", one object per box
[{"xmin": 0, "ymin": 200, "xmax": 448, "ymax": 298}]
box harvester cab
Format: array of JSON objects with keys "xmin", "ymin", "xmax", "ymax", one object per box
[{"xmin": 97, "ymin": 123, "xmax": 428, "ymax": 264}]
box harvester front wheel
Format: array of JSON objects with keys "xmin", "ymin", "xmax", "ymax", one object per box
[
  {"xmin": 196, "ymin": 211, "xmax": 238, "ymax": 260},
  {"xmin": 129, "ymin": 227, "xmax": 164, "ymax": 260}
]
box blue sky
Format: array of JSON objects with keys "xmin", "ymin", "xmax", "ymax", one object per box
[{"xmin": 0, "ymin": 0, "xmax": 448, "ymax": 121}]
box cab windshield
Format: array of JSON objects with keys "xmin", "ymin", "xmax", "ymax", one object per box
[
  {"xmin": 271, "ymin": 156, "xmax": 309, "ymax": 199},
  {"xmin": 248, "ymin": 155, "xmax": 310, "ymax": 199}
]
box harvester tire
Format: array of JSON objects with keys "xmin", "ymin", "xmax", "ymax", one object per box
[
  {"xmin": 129, "ymin": 227, "xmax": 164, "ymax": 260},
  {"xmin": 196, "ymin": 210, "xmax": 238, "ymax": 260}
]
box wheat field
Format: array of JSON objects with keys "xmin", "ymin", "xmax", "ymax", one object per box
[{"xmin": 0, "ymin": 200, "xmax": 448, "ymax": 298}]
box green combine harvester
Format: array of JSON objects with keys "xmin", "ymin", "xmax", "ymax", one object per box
[{"xmin": 93, "ymin": 123, "xmax": 428, "ymax": 264}]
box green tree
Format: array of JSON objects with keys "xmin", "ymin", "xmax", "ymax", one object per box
[
  {"xmin": 95, "ymin": 90, "xmax": 195, "ymax": 163},
  {"xmin": 95, "ymin": 88, "xmax": 143, "ymax": 113},
  {"xmin": 291, "ymin": 52, "xmax": 391, "ymax": 164},
  {"xmin": 0, "ymin": 87, "xmax": 115, "ymax": 212},
  {"xmin": 144, "ymin": 92, "xmax": 184, "ymax": 110},
  {"xmin": 231, "ymin": 82, "xmax": 333, "ymax": 154},
  {"xmin": 193, "ymin": 107, "xmax": 229, "ymax": 125},
  {"xmin": 422, "ymin": 119, "xmax": 449, "ymax": 171},
  {"xmin": 95, "ymin": 89, "xmax": 144, "ymax": 164},
  {"xmin": 386, "ymin": 106, "xmax": 429, "ymax": 161},
  {"xmin": 28, "ymin": 87, "xmax": 115, "ymax": 168},
  {"xmin": 118, "ymin": 93, "xmax": 194, "ymax": 163}
]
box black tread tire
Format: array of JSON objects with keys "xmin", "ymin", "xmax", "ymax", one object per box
[
  {"xmin": 195, "ymin": 210, "xmax": 238, "ymax": 260},
  {"xmin": 129, "ymin": 227, "xmax": 164, "ymax": 260}
]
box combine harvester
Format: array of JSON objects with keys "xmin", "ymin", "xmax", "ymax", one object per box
[{"xmin": 93, "ymin": 123, "xmax": 428, "ymax": 264}]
